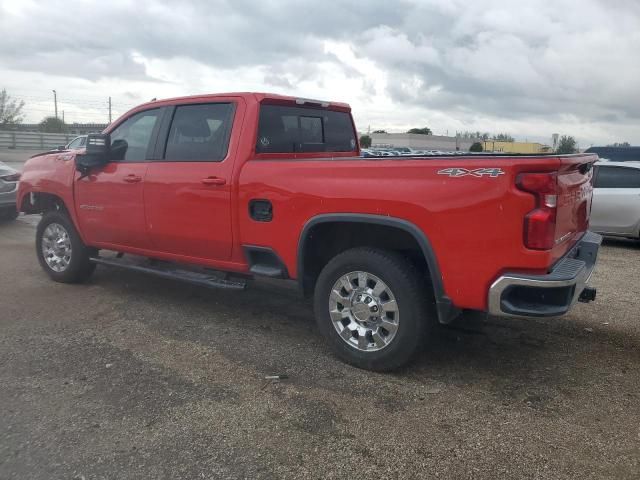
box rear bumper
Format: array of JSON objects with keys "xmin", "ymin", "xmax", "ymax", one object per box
[{"xmin": 488, "ymin": 231, "xmax": 602, "ymax": 318}]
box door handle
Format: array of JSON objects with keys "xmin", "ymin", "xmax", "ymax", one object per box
[
  {"xmin": 201, "ymin": 176, "xmax": 226, "ymax": 186},
  {"xmin": 123, "ymin": 174, "xmax": 142, "ymax": 183}
]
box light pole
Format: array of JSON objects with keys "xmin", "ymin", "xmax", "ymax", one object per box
[{"xmin": 52, "ymin": 90, "xmax": 58, "ymax": 119}]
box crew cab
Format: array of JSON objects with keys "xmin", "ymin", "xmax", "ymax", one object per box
[{"xmin": 18, "ymin": 92, "xmax": 601, "ymax": 371}]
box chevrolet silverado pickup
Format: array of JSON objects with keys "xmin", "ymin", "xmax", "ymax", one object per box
[{"xmin": 17, "ymin": 92, "xmax": 602, "ymax": 371}]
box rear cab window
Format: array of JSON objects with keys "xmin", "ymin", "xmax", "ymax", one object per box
[{"xmin": 255, "ymin": 104, "xmax": 358, "ymax": 155}]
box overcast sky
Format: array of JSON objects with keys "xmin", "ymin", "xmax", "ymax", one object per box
[{"xmin": 1, "ymin": 0, "xmax": 639, "ymax": 146}]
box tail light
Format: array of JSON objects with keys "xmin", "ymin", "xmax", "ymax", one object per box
[{"xmin": 517, "ymin": 172, "xmax": 558, "ymax": 250}]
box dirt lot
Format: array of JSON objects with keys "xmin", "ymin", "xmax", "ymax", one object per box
[{"xmin": 1, "ymin": 215, "xmax": 639, "ymax": 479}]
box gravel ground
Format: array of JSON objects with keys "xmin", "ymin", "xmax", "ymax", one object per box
[{"xmin": 0, "ymin": 215, "xmax": 639, "ymax": 479}]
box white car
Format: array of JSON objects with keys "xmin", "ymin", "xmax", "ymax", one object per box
[
  {"xmin": 56, "ymin": 135, "xmax": 88, "ymax": 151},
  {"xmin": 590, "ymin": 161, "xmax": 640, "ymax": 240}
]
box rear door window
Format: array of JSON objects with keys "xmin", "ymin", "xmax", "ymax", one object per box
[
  {"xmin": 256, "ymin": 105, "xmax": 356, "ymax": 154},
  {"xmin": 594, "ymin": 166, "xmax": 640, "ymax": 188},
  {"xmin": 164, "ymin": 103, "xmax": 235, "ymax": 161}
]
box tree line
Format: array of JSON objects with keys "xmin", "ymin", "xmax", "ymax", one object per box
[
  {"xmin": 361, "ymin": 130, "xmax": 584, "ymax": 154},
  {"xmin": 1, "ymin": 88, "xmax": 631, "ymax": 153},
  {"xmin": 1, "ymin": 88, "xmax": 77, "ymax": 133}
]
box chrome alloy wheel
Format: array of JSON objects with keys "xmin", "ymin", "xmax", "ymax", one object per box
[
  {"xmin": 41, "ymin": 223, "xmax": 72, "ymax": 272},
  {"xmin": 328, "ymin": 271, "xmax": 399, "ymax": 352}
]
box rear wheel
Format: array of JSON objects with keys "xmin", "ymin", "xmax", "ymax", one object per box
[
  {"xmin": 36, "ymin": 211, "xmax": 96, "ymax": 283},
  {"xmin": 314, "ymin": 247, "xmax": 433, "ymax": 371}
]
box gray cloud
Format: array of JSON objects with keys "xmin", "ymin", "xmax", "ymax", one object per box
[
  {"xmin": 354, "ymin": 1, "xmax": 640, "ymax": 124},
  {"xmin": 1, "ymin": 0, "xmax": 638, "ymax": 142},
  {"xmin": 263, "ymin": 73, "xmax": 294, "ymax": 90}
]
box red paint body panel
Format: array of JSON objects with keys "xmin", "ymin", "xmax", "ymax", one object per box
[
  {"xmin": 236, "ymin": 155, "xmax": 593, "ymax": 310},
  {"xmin": 17, "ymin": 151, "xmax": 83, "ymax": 236},
  {"xmin": 143, "ymin": 96, "xmax": 246, "ymax": 260},
  {"xmin": 76, "ymin": 162, "xmax": 151, "ymax": 249},
  {"xmin": 18, "ymin": 92, "xmax": 598, "ymax": 313}
]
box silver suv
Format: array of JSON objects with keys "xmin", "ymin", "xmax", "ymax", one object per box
[
  {"xmin": 590, "ymin": 161, "xmax": 640, "ymax": 239},
  {"xmin": 0, "ymin": 161, "xmax": 20, "ymax": 221}
]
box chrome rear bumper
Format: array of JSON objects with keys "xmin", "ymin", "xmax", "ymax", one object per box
[{"xmin": 488, "ymin": 231, "xmax": 602, "ymax": 318}]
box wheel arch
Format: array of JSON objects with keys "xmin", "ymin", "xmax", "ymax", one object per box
[
  {"xmin": 20, "ymin": 191, "xmax": 69, "ymax": 215},
  {"xmin": 21, "ymin": 191, "xmax": 88, "ymax": 244},
  {"xmin": 297, "ymin": 213, "xmax": 459, "ymax": 324}
]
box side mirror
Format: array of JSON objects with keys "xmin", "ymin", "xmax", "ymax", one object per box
[
  {"xmin": 76, "ymin": 133, "xmax": 111, "ymax": 176},
  {"xmin": 56, "ymin": 145, "xmax": 66, "ymax": 151},
  {"xmin": 85, "ymin": 133, "xmax": 111, "ymax": 156}
]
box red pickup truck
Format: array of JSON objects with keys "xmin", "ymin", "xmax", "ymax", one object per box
[{"xmin": 18, "ymin": 92, "xmax": 601, "ymax": 371}]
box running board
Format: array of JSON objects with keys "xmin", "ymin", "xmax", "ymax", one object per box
[{"xmin": 90, "ymin": 256, "xmax": 247, "ymax": 290}]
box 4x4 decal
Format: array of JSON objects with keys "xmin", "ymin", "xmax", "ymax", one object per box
[{"xmin": 437, "ymin": 167, "xmax": 505, "ymax": 178}]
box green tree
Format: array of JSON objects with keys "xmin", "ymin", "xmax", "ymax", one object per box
[
  {"xmin": 608, "ymin": 142, "xmax": 631, "ymax": 147},
  {"xmin": 372, "ymin": 129, "xmax": 387, "ymax": 134},
  {"xmin": 359, "ymin": 134, "xmax": 372, "ymax": 148},
  {"xmin": 469, "ymin": 142, "xmax": 483, "ymax": 152},
  {"xmin": 493, "ymin": 133, "xmax": 514, "ymax": 142},
  {"xmin": 407, "ymin": 127, "xmax": 432, "ymax": 135},
  {"xmin": 0, "ymin": 88, "xmax": 25, "ymax": 126},
  {"xmin": 39, "ymin": 116, "xmax": 67, "ymax": 133},
  {"xmin": 556, "ymin": 135, "xmax": 577, "ymax": 154},
  {"xmin": 460, "ymin": 131, "xmax": 489, "ymax": 140}
]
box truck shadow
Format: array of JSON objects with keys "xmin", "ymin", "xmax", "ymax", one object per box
[
  {"xmin": 601, "ymin": 236, "xmax": 640, "ymax": 250},
  {"xmin": 92, "ymin": 265, "xmax": 639, "ymax": 409}
]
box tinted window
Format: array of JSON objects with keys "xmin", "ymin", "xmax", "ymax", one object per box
[
  {"xmin": 256, "ymin": 105, "xmax": 356, "ymax": 153},
  {"xmin": 67, "ymin": 137, "xmax": 83, "ymax": 149},
  {"xmin": 594, "ymin": 166, "xmax": 640, "ymax": 188},
  {"xmin": 164, "ymin": 103, "xmax": 235, "ymax": 161},
  {"xmin": 110, "ymin": 109, "xmax": 160, "ymax": 162}
]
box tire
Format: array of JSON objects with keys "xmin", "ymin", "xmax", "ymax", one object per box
[
  {"xmin": 0, "ymin": 206, "xmax": 18, "ymax": 221},
  {"xmin": 36, "ymin": 211, "xmax": 96, "ymax": 283},
  {"xmin": 313, "ymin": 247, "xmax": 434, "ymax": 371}
]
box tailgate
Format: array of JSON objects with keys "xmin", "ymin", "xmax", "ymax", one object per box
[{"xmin": 554, "ymin": 154, "xmax": 598, "ymax": 254}]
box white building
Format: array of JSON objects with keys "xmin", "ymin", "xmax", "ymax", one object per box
[{"xmin": 365, "ymin": 132, "xmax": 476, "ymax": 151}]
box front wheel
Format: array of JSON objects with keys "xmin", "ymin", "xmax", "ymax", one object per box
[
  {"xmin": 36, "ymin": 211, "xmax": 96, "ymax": 283},
  {"xmin": 313, "ymin": 247, "xmax": 433, "ymax": 371}
]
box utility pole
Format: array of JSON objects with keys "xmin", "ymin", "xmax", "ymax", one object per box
[
  {"xmin": 62, "ymin": 111, "xmax": 65, "ymax": 123},
  {"xmin": 52, "ymin": 90, "xmax": 58, "ymax": 119},
  {"xmin": 108, "ymin": 96, "xmax": 112, "ymax": 123}
]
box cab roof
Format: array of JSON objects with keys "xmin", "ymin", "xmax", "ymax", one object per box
[{"xmin": 132, "ymin": 92, "xmax": 351, "ymax": 112}]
